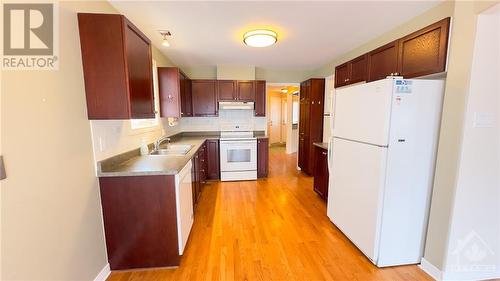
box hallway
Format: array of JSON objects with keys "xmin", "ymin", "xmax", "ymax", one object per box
[{"xmin": 108, "ymin": 147, "xmax": 431, "ymax": 280}]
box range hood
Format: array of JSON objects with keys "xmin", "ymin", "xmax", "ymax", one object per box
[{"xmin": 219, "ymin": 101, "xmax": 254, "ymax": 110}]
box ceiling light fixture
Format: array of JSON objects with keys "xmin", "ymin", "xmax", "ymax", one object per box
[
  {"xmin": 243, "ymin": 29, "xmax": 277, "ymax": 48},
  {"xmin": 281, "ymin": 88, "xmax": 288, "ymax": 94},
  {"xmin": 159, "ymin": 30, "xmax": 171, "ymax": 47}
]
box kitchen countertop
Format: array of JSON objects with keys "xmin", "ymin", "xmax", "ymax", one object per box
[
  {"xmin": 313, "ymin": 142, "xmax": 329, "ymax": 150},
  {"xmin": 97, "ymin": 131, "xmax": 267, "ymax": 177}
]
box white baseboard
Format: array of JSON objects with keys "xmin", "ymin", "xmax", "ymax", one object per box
[
  {"xmin": 94, "ymin": 263, "xmax": 110, "ymax": 281},
  {"xmin": 419, "ymin": 258, "xmax": 443, "ymax": 281}
]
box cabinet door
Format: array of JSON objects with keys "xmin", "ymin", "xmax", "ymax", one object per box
[
  {"xmin": 298, "ymin": 136, "xmax": 308, "ymax": 172},
  {"xmin": 181, "ymin": 76, "xmax": 193, "ymax": 117},
  {"xmin": 313, "ymin": 147, "xmax": 328, "ymax": 200},
  {"xmin": 350, "ymin": 54, "xmax": 368, "ymax": 84},
  {"xmin": 124, "ymin": 19, "xmax": 155, "ymax": 119},
  {"xmin": 217, "ymin": 80, "xmax": 237, "ymax": 101},
  {"xmin": 398, "ymin": 17, "xmax": 450, "ymax": 78},
  {"xmin": 367, "ymin": 41, "xmax": 399, "ymax": 82},
  {"xmin": 257, "ymin": 138, "xmax": 269, "ymax": 178},
  {"xmin": 254, "ymin": 80, "xmax": 266, "ymax": 116},
  {"xmin": 237, "ymin": 80, "xmax": 255, "ymax": 101},
  {"xmin": 158, "ymin": 67, "xmax": 181, "ymax": 118},
  {"xmin": 206, "ymin": 139, "xmax": 220, "ymax": 180},
  {"xmin": 192, "ymin": 80, "xmax": 218, "ymax": 116},
  {"xmin": 335, "ymin": 63, "xmax": 349, "ymax": 88}
]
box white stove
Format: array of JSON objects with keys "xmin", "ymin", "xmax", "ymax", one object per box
[{"xmin": 219, "ymin": 125, "xmax": 257, "ymax": 181}]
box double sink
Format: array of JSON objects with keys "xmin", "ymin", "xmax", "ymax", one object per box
[{"xmin": 149, "ymin": 144, "xmax": 194, "ymax": 156}]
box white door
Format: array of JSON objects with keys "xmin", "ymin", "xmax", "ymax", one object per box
[
  {"xmin": 269, "ymin": 94, "xmax": 282, "ymax": 144},
  {"xmin": 333, "ymin": 79, "xmax": 394, "ymax": 146},
  {"xmin": 176, "ymin": 161, "xmax": 194, "ymax": 255},
  {"xmin": 327, "ymin": 137, "xmax": 388, "ymax": 263}
]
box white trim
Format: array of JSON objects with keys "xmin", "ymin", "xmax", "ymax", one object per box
[
  {"xmin": 94, "ymin": 263, "xmax": 111, "ymax": 281},
  {"xmin": 419, "ymin": 258, "xmax": 443, "ymax": 281}
]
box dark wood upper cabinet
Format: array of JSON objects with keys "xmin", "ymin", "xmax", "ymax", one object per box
[
  {"xmin": 217, "ymin": 80, "xmax": 237, "ymax": 101},
  {"xmin": 78, "ymin": 13, "xmax": 154, "ymax": 119},
  {"xmin": 367, "ymin": 41, "xmax": 399, "ymax": 82},
  {"xmin": 181, "ymin": 73, "xmax": 193, "ymax": 117},
  {"xmin": 254, "ymin": 80, "xmax": 266, "ymax": 116},
  {"xmin": 334, "ymin": 63, "xmax": 349, "ymax": 88},
  {"xmin": 191, "ymin": 80, "xmax": 218, "ymax": 117},
  {"xmin": 206, "ymin": 139, "xmax": 220, "ymax": 180},
  {"xmin": 350, "ymin": 54, "xmax": 368, "ymax": 84},
  {"xmin": 158, "ymin": 67, "xmax": 181, "ymax": 118},
  {"xmin": 398, "ymin": 17, "xmax": 450, "ymax": 78},
  {"xmin": 257, "ymin": 138, "xmax": 269, "ymax": 178},
  {"xmin": 237, "ymin": 80, "xmax": 256, "ymax": 101}
]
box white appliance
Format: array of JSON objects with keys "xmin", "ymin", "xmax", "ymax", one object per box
[
  {"xmin": 219, "ymin": 125, "xmax": 257, "ymax": 181},
  {"xmin": 326, "ymin": 78, "xmax": 444, "ymax": 267},
  {"xmin": 175, "ymin": 160, "xmax": 194, "ymax": 255},
  {"xmin": 219, "ymin": 101, "xmax": 255, "ymax": 110}
]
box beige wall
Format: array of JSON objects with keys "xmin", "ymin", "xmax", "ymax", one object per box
[{"xmin": 0, "ymin": 1, "xmax": 177, "ymax": 280}]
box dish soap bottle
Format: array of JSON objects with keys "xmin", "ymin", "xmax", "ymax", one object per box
[{"xmin": 140, "ymin": 138, "xmax": 149, "ymax": 156}]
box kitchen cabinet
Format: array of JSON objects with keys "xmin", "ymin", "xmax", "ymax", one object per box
[
  {"xmin": 206, "ymin": 139, "xmax": 220, "ymax": 180},
  {"xmin": 217, "ymin": 80, "xmax": 238, "ymax": 101},
  {"xmin": 334, "ymin": 18, "xmax": 450, "ymax": 88},
  {"xmin": 334, "ymin": 55, "xmax": 367, "ymax": 88},
  {"xmin": 99, "ymin": 171, "xmax": 194, "ymax": 269},
  {"xmin": 367, "ymin": 41, "xmax": 399, "ymax": 82},
  {"xmin": 237, "ymin": 80, "xmax": 256, "ymax": 101},
  {"xmin": 158, "ymin": 67, "xmax": 192, "ymax": 118},
  {"xmin": 313, "ymin": 146, "xmax": 329, "ymax": 201},
  {"xmin": 180, "ymin": 73, "xmax": 193, "ymax": 117},
  {"xmin": 398, "ymin": 17, "xmax": 450, "ymax": 78},
  {"xmin": 78, "ymin": 13, "xmax": 154, "ymax": 119},
  {"xmin": 192, "ymin": 80, "xmax": 218, "ymax": 116},
  {"xmin": 257, "ymin": 138, "xmax": 269, "ymax": 178},
  {"xmin": 298, "ymin": 79, "xmax": 325, "ymax": 175},
  {"xmin": 254, "ymin": 80, "xmax": 266, "ymax": 116}
]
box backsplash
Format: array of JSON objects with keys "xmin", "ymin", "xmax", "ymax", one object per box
[{"xmin": 180, "ymin": 109, "xmax": 267, "ymax": 131}]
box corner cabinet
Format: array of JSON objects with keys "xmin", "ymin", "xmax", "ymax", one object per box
[
  {"xmin": 257, "ymin": 138, "xmax": 269, "ymax": 178},
  {"xmin": 78, "ymin": 13, "xmax": 154, "ymax": 119},
  {"xmin": 158, "ymin": 67, "xmax": 192, "ymax": 118},
  {"xmin": 334, "ymin": 17, "xmax": 450, "ymax": 88}
]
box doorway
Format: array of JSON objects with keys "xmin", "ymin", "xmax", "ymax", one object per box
[{"xmin": 266, "ymin": 84, "xmax": 300, "ymax": 153}]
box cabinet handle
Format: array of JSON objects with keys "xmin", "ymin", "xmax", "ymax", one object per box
[
  {"xmin": 322, "ymin": 151, "xmax": 327, "ymax": 155},
  {"xmin": 312, "ymin": 101, "xmax": 315, "ymax": 104},
  {"xmin": 318, "ymin": 101, "xmax": 321, "ymax": 104}
]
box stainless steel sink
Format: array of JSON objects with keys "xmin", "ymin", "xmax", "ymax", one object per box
[{"xmin": 149, "ymin": 144, "xmax": 193, "ymax": 156}]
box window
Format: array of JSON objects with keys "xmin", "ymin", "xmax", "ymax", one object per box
[{"xmin": 130, "ymin": 60, "xmax": 160, "ymax": 130}]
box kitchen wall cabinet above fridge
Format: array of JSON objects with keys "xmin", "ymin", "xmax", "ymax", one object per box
[
  {"xmin": 334, "ymin": 17, "xmax": 450, "ymax": 88},
  {"xmin": 78, "ymin": 13, "xmax": 155, "ymax": 119}
]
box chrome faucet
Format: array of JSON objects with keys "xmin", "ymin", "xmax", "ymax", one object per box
[{"xmin": 153, "ymin": 136, "xmax": 171, "ymax": 152}]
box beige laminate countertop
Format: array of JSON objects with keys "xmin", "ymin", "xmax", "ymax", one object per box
[
  {"xmin": 313, "ymin": 142, "xmax": 329, "ymax": 150},
  {"xmin": 97, "ymin": 131, "xmax": 267, "ymax": 177}
]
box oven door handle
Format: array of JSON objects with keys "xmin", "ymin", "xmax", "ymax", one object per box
[{"xmin": 220, "ymin": 140, "xmax": 257, "ymax": 145}]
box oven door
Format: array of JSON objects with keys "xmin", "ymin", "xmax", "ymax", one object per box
[{"xmin": 220, "ymin": 140, "xmax": 257, "ymax": 172}]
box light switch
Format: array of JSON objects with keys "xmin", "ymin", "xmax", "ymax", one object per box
[{"xmin": 473, "ymin": 112, "xmax": 496, "ymax": 128}]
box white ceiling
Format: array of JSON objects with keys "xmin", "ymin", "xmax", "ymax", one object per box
[{"xmin": 110, "ymin": 1, "xmax": 442, "ymax": 71}]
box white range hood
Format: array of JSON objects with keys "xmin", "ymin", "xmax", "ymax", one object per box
[{"xmin": 219, "ymin": 101, "xmax": 254, "ymax": 110}]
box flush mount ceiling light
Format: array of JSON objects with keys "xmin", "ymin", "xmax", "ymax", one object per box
[
  {"xmin": 243, "ymin": 29, "xmax": 277, "ymax": 47},
  {"xmin": 159, "ymin": 30, "xmax": 171, "ymax": 47},
  {"xmin": 281, "ymin": 88, "xmax": 288, "ymax": 94}
]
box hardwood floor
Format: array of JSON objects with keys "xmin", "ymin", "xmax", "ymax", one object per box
[{"xmin": 107, "ymin": 146, "xmax": 432, "ymax": 281}]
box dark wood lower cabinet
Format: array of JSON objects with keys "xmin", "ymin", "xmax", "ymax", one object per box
[
  {"xmin": 257, "ymin": 138, "xmax": 269, "ymax": 178},
  {"xmin": 99, "ymin": 176, "xmax": 180, "ymax": 270},
  {"xmin": 313, "ymin": 146, "xmax": 329, "ymax": 201},
  {"xmin": 206, "ymin": 139, "xmax": 220, "ymax": 180}
]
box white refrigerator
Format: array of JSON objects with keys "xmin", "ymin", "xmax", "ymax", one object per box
[{"xmin": 326, "ymin": 78, "xmax": 444, "ymax": 267}]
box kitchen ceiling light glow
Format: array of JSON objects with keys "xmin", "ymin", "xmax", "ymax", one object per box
[
  {"xmin": 243, "ymin": 29, "xmax": 277, "ymax": 47},
  {"xmin": 159, "ymin": 30, "xmax": 171, "ymax": 47}
]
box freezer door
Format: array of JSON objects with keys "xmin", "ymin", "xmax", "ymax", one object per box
[
  {"xmin": 327, "ymin": 137, "xmax": 387, "ymax": 264},
  {"xmin": 333, "ymin": 79, "xmax": 393, "ymax": 146}
]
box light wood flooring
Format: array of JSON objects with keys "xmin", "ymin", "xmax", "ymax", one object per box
[{"xmin": 108, "ymin": 146, "xmax": 432, "ymax": 281}]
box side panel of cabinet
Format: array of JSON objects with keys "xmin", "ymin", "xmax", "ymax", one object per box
[
  {"xmin": 158, "ymin": 67, "xmax": 180, "ymax": 118},
  {"xmin": 181, "ymin": 76, "xmax": 193, "ymax": 117},
  {"xmin": 367, "ymin": 41, "xmax": 399, "ymax": 82},
  {"xmin": 307, "ymin": 79, "xmax": 325, "ymax": 173},
  {"xmin": 313, "ymin": 147, "xmax": 329, "ymax": 201},
  {"xmin": 78, "ymin": 13, "xmax": 129, "ymax": 119},
  {"xmin": 124, "ymin": 19, "xmax": 155, "ymax": 119},
  {"xmin": 217, "ymin": 80, "xmax": 237, "ymax": 101},
  {"xmin": 206, "ymin": 139, "xmax": 220, "ymax": 180},
  {"xmin": 254, "ymin": 80, "xmax": 266, "ymax": 116},
  {"xmin": 257, "ymin": 138, "xmax": 269, "ymax": 178},
  {"xmin": 398, "ymin": 17, "xmax": 450, "ymax": 78},
  {"xmin": 99, "ymin": 176, "xmax": 180, "ymax": 269},
  {"xmin": 192, "ymin": 80, "xmax": 218, "ymax": 116},
  {"xmin": 237, "ymin": 80, "xmax": 256, "ymax": 101}
]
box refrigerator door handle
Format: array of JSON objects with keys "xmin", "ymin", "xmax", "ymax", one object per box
[{"xmin": 327, "ymin": 136, "xmax": 334, "ymax": 172}]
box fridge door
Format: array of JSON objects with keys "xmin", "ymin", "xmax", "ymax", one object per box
[
  {"xmin": 327, "ymin": 137, "xmax": 387, "ymax": 264},
  {"xmin": 333, "ymin": 79, "xmax": 393, "ymax": 146}
]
